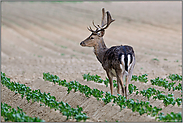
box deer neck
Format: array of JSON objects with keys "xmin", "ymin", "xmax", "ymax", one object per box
[{"xmin": 93, "ymin": 39, "xmax": 108, "ymax": 64}]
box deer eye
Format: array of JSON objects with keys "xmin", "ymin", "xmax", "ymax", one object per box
[{"xmin": 90, "ymin": 37, "xmax": 94, "ymax": 39}]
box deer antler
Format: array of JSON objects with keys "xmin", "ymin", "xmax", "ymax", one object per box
[
  {"xmin": 87, "ymin": 21, "xmax": 100, "ymax": 33},
  {"xmin": 87, "ymin": 26, "xmax": 95, "ymax": 32},
  {"xmin": 92, "ymin": 21, "xmax": 99, "ymax": 29},
  {"xmin": 99, "ymin": 10, "xmax": 115, "ymax": 31},
  {"xmin": 87, "ymin": 8, "xmax": 115, "ymax": 33},
  {"xmin": 101, "ymin": 8, "xmax": 107, "ymax": 27}
]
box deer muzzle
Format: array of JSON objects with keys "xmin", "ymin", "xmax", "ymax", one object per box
[{"xmin": 80, "ymin": 41, "xmax": 86, "ymax": 46}]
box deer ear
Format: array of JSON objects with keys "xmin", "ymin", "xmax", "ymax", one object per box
[{"xmin": 99, "ymin": 30, "xmax": 105, "ymax": 37}]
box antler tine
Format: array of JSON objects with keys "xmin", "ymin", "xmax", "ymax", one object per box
[
  {"xmin": 107, "ymin": 11, "xmax": 115, "ymax": 24},
  {"xmin": 92, "ymin": 20, "xmax": 99, "ymax": 29},
  {"xmin": 101, "ymin": 11, "xmax": 115, "ymax": 30},
  {"xmin": 97, "ymin": 24, "xmax": 102, "ymax": 29},
  {"xmin": 101, "ymin": 8, "xmax": 107, "ymax": 27},
  {"xmin": 87, "ymin": 26, "xmax": 95, "ymax": 32},
  {"xmin": 87, "ymin": 8, "xmax": 115, "ymax": 33}
]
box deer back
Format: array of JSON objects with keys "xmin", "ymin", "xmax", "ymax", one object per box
[{"xmin": 102, "ymin": 45, "xmax": 135, "ymax": 72}]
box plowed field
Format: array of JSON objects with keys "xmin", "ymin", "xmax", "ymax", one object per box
[{"xmin": 1, "ymin": 1, "xmax": 182, "ymax": 122}]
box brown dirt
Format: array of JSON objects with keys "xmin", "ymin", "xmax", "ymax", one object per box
[{"xmin": 1, "ymin": 1, "xmax": 182, "ymax": 122}]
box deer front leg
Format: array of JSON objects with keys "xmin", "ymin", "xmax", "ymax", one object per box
[{"xmin": 106, "ymin": 72, "xmax": 113, "ymax": 95}]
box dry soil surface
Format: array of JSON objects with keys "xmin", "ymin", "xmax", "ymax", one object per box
[{"xmin": 1, "ymin": 1, "xmax": 182, "ymax": 122}]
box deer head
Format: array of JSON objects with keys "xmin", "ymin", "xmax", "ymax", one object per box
[{"xmin": 80, "ymin": 8, "xmax": 115, "ymax": 47}]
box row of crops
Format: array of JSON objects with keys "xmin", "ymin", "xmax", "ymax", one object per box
[
  {"xmin": 1, "ymin": 72, "xmax": 182, "ymax": 122},
  {"xmin": 83, "ymin": 73, "xmax": 182, "ymax": 106},
  {"xmin": 1, "ymin": 72, "xmax": 88, "ymax": 122},
  {"xmin": 1, "ymin": 102, "xmax": 44, "ymax": 122}
]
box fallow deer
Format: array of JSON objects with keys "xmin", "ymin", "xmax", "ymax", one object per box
[{"xmin": 80, "ymin": 8, "xmax": 135, "ymax": 99}]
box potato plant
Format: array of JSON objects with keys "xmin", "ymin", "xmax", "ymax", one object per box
[
  {"xmin": 83, "ymin": 73, "xmax": 148, "ymax": 84},
  {"xmin": 150, "ymin": 77, "xmax": 182, "ymax": 91},
  {"xmin": 156, "ymin": 112, "xmax": 182, "ymax": 122},
  {"xmin": 82, "ymin": 73, "xmax": 112, "ymax": 87},
  {"xmin": 168, "ymin": 74, "xmax": 182, "ymax": 81},
  {"xmin": 82, "ymin": 73, "xmax": 138, "ymax": 93},
  {"xmin": 131, "ymin": 73, "xmax": 182, "ymax": 92},
  {"xmin": 131, "ymin": 74, "xmax": 148, "ymax": 83},
  {"xmin": 43, "ymin": 72, "xmax": 163, "ymax": 117},
  {"xmin": 2, "ymin": 72, "xmax": 182, "ymax": 122},
  {"xmin": 43, "ymin": 73, "xmax": 105, "ymax": 100},
  {"xmin": 81, "ymin": 73, "xmax": 182, "ymax": 121},
  {"xmin": 1, "ymin": 102, "xmax": 44, "ymax": 122},
  {"xmin": 1, "ymin": 72, "xmax": 89, "ymax": 122},
  {"xmin": 82, "ymin": 73, "xmax": 182, "ymax": 106},
  {"xmin": 139, "ymin": 88, "xmax": 182, "ymax": 106}
]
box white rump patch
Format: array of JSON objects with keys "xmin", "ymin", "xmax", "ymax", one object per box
[
  {"xmin": 127, "ymin": 54, "xmax": 131, "ymax": 66},
  {"xmin": 128, "ymin": 54, "xmax": 133, "ymax": 71},
  {"xmin": 120, "ymin": 54, "xmax": 126, "ymax": 74},
  {"xmin": 121, "ymin": 55, "xmax": 125, "ymax": 66},
  {"xmin": 120, "ymin": 64, "xmax": 123, "ymax": 70},
  {"xmin": 120, "ymin": 54, "xmax": 133, "ymax": 73}
]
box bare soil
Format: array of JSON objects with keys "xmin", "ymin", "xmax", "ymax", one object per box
[{"xmin": 1, "ymin": 1, "xmax": 182, "ymax": 122}]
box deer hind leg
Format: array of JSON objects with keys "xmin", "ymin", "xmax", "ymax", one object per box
[
  {"xmin": 125, "ymin": 71, "xmax": 133, "ymax": 99},
  {"xmin": 106, "ymin": 72, "xmax": 114, "ymax": 95},
  {"xmin": 117, "ymin": 79, "xmax": 120, "ymax": 94},
  {"xmin": 125, "ymin": 75, "xmax": 128, "ymax": 99},
  {"xmin": 116, "ymin": 72, "xmax": 124, "ymax": 96},
  {"xmin": 125, "ymin": 57, "xmax": 135, "ymax": 99}
]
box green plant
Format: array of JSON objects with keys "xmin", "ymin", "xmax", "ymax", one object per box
[
  {"xmin": 139, "ymin": 88, "xmax": 160, "ymax": 101},
  {"xmin": 128, "ymin": 84, "xmax": 138, "ymax": 94},
  {"xmin": 83, "ymin": 73, "xmax": 102, "ymax": 83},
  {"xmin": 156, "ymin": 112, "xmax": 182, "ymax": 122},
  {"xmin": 175, "ymin": 60, "xmax": 179, "ymax": 62},
  {"xmin": 131, "ymin": 75, "xmax": 138, "ymax": 81},
  {"xmin": 150, "ymin": 77, "xmax": 182, "ymax": 91},
  {"xmin": 102, "ymin": 92, "xmax": 116, "ymax": 104},
  {"xmin": 82, "ymin": 73, "xmax": 181, "ymax": 106},
  {"xmin": 1, "ymin": 102, "xmax": 44, "ymax": 122},
  {"xmin": 152, "ymin": 58, "xmax": 159, "ymax": 61},
  {"xmin": 168, "ymin": 74, "xmax": 182, "ymax": 81},
  {"xmin": 1, "ymin": 72, "xmax": 89, "ymax": 122},
  {"xmin": 83, "ymin": 73, "xmax": 148, "ymax": 83},
  {"xmin": 83, "ymin": 73, "xmax": 138, "ymax": 94},
  {"xmin": 131, "ymin": 74, "xmax": 148, "ymax": 83},
  {"xmin": 138, "ymin": 74, "xmax": 148, "ymax": 83},
  {"xmin": 61, "ymin": 45, "xmax": 67, "ymax": 49},
  {"xmin": 43, "ymin": 72, "xmax": 163, "ymax": 117}
]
